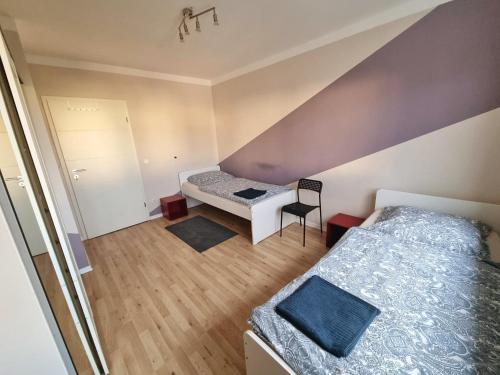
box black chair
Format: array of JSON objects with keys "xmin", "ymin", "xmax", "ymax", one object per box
[{"xmin": 280, "ymin": 178, "xmax": 323, "ymax": 246}]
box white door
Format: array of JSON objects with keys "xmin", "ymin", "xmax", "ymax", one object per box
[
  {"xmin": 45, "ymin": 97, "xmax": 148, "ymax": 238},
  {"xmin": 0, "ymin": 33, "xmax": 108, "ymax": 374},
  {"xmin": 0, "ymin": 114, "xmax": 46, "ymax": 255}
]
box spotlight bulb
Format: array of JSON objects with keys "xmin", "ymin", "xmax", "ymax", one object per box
[{"xmin": 196, "ymin": 17, "xmax": 201, "ymax": 32}]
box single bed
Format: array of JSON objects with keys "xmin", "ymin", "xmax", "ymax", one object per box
[
  {"xmin": 179, "ymin": 166, "xmax": 296, "ymax": 245},
  {"xmin": 244, "ymin": 189, "xmax": 500, "ymax": 375}
]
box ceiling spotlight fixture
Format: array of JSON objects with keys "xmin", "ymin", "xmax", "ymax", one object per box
[
  {"xmin": 177, "ymin": 6, "xmax": 219, "ymax": 42},
  {"xmin": 213, "ymin": 10, "xmax": 219, "ymax": 26}
]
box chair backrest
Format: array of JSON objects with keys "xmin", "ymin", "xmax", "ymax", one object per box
[{"xmin": 297, "ymin": 178, "xmax": 322, "ymax": 205}]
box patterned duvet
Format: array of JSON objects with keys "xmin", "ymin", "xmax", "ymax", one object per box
[
  {"xmin": 250, "ymin": 227, "xmax": 500, "ymax": 374},
  {"xmin": 199, "ymin": 177, "xmax": 291, "ymax": 206}
]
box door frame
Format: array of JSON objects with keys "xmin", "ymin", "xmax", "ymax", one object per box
[
  {"xmin": 0, "ymin": 33, "xmax": 108, "ymax": 374},
  {"xmin": 42, "ymin": 96, "xmax": 148, "ymax": 240}
]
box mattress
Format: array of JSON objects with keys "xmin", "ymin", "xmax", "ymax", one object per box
[
  {"xmin": 198, "ymin": 177, "xmax": 291, "ymax": 207},
  {"xmin": 250, "ymin": 227, "xmax": 500, "ymax": 375}
]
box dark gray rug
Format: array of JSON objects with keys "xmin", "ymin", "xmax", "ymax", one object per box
[{"xmin": 165, "ymin": 215, "xmax": 237, "ymax": 252}]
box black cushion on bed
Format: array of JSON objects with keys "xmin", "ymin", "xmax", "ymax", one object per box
[
  {"xmin": 234, "ymin": 188, "xmax": 267, "ymax": 199},
  {"xmin": 275, "ymin": 276, "xmax": 380, "ymax": 357}
]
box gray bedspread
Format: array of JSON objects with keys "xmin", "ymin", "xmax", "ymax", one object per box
[
  {"xmin": 250, "ymin": 228, "xmax": 500, "ymax": 374},
  {"xmin": 199, "ymin": 177, "xmax": 291, "ymax": 206}
]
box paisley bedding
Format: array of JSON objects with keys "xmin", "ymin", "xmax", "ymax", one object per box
[
  {"xmin": 199, "ymin": 177, "xmax": 291, "ymax": 206},
  {"xmin": 372, "ymin": 206, "xmax": 491, "ymax": 257},
  {"xmin": 187, "ymin": 170, "xmax": 234, "ymax": 186},
  {"xmin": 250, "ymin": 227, "xmax": 500, "ymax": 374}
]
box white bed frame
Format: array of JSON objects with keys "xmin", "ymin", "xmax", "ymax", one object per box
[
  {"xmin": 178, "ymin": 166, "xmax": 296, "ymax": 245},
  {"xmin": 244, "ymin": 189, "xmax": 500, "ymax": 375}
]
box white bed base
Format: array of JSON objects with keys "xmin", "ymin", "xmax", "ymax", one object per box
[
  {"xmin": 244, "ymin": 189, "xmax": 500, "ymax": 375},
  {"xmin": 178, "ymin": 166, "xmax": 296, "ymax": 245}
]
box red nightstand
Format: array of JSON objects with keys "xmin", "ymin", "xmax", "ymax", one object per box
[
  {"xmin": 326, "ymin": 213, "xmax": 366, "ymax": 248},
  {"xmin": 160, "ymin": 194, "xmax": 188, "ymax": 220}
]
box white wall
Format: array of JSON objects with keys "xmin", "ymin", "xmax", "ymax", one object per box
[
  {"xmin": 29, "ymin": 64, "xmax": 219, "ymax": 217},
  {"xmin": 212, "ymin": 10, "xmax": 500, "ymax": 228},
  {"xmin": 304, "ymin": 108, "xmax": 500, "ymax": 224}
]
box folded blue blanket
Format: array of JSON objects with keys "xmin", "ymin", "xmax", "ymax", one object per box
[
  {"xmin": 233, "ymin": 188, "xmax": 267, "ymax": 199},
  {"xmin": 275, "ymin": 275, "xmax": 380, "ymax": 357}
]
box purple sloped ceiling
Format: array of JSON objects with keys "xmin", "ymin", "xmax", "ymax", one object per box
[{"xmin": 220, "ymin": 0, "xmax": 500, "ymax": 185}]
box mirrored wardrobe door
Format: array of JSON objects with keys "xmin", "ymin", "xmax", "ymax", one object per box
[
  {"xmin": 0, "ymin": 89, "xmax": 96, "ymax": 375},
  {"xmin": 0, "ymin": 29, "xmax": 107, "ymax": 374}
]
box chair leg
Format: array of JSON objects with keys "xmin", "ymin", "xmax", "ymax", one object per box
[
  {"xmin": 299, "ymin": 217, "xmax": 302, "ymax": 226},
  {"xmin": 319, "ymin": 206, "xmax": 323, "ymax": 234},
  {"xmin": 280, "ymin": 209, "xmax": 283, "ymax": 237},
  {"xmin": 303, "ymin": 216, "xmax": 306, "ymax": 247}
]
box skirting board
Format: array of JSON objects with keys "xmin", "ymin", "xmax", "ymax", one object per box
[
  {"xmin": 149, "ymin": 196, "xmax": 203, "ymax": 222},
  {"xmin": 151, "ymin": 198, "xmax": 321, "ymax": 231},
  {"xmin": 295, "ymin": 218, "xmax": 322, "ymax": 230},
  {"xmin": 149, "ymin": 213, "xmax": 164, "ymax": 220},
  {"xmin": 153, "ymin": 199, "xmax": 302, "ymax": 228},
  {"xmin": 79, "ymin": 265, "xmax": 93, "ymax": 274}
]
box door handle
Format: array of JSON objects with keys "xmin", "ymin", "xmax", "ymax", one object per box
[
  {"xmin": 4, "ymin": 176, "xmax": 25, "ymax": 187},
  {"xmin": 71, "ymin": 168, "xmax": 87, "ymax": 173}
]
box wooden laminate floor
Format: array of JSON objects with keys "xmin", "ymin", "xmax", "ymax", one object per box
[{"xmin": 50, "ymin": 205, "xmax": 326, "ymax": 374}]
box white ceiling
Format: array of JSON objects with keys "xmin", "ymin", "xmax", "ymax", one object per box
[{"xmin": 0, "ymin": 0, "xmax": 448, "ymax": 82}]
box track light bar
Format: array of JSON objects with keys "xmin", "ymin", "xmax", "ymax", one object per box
[{"xmin": 178, "ymin": 6, "xmax": 219, "ymax": 42}]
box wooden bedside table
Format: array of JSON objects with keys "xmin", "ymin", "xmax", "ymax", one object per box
[
  {"xmin": 160, "ymin": 194, "xmax": 188, "ymax": 220},
  {"xmin": 326, "ymin": 213, "xmax": 366, "ymax": 248}
]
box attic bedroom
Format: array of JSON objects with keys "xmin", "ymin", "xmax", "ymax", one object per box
[{"xmin": 0, "ymin": 1, "xmax": 499, "ymax": 374}]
